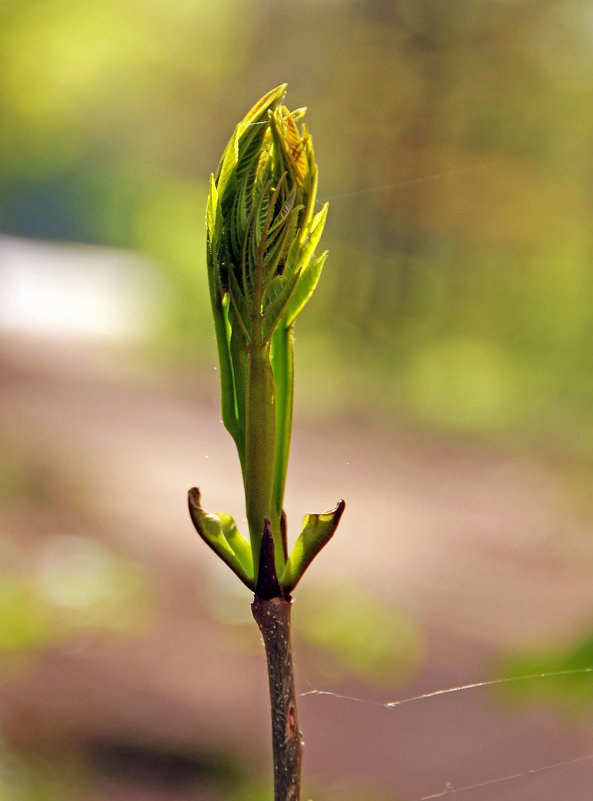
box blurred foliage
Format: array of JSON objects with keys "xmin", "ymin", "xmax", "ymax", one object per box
[
  {"xmin": 0, "ymin": 536, "xmax": 151, "ymax": 665},
  {"xmin": 0, "ymin": 744, "xmax": 79, "ymax": 801},
  {"xmin": 0, "ymin": 738, "xmax": 248, "ymax": 801},
  {"xmin": 297, "ymin": 583, "xmax": 423, "ymax": 685},
  {"xmin": 0, "ymin": 433, "xmax": 152, "ymax": 662},
  {"xmin": 500, "ymin": 627, "xmax": 593, "ymax": 716},
  {"xmin": 2, "ymin": 0, "xmax": 593, "ymax": 447}
]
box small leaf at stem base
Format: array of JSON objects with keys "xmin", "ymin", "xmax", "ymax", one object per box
[
  {"xmin": 280, "ymin": 500, "xmax": 345, "ymax": 594},
  {"xmin": 188, "ymin": 487, "xmax": 255, "ymax": 590}
]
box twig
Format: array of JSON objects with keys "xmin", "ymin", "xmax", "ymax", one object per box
[{"xmin": 252, "ymin": 596, "xmax": 302, "ymax": 801}]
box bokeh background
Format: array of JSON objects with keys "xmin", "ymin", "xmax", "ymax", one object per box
[{"xmin": 2, "ymin": 0, "xmax": 593, "ymax": 799}]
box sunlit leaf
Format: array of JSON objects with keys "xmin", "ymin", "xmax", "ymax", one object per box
[
  {"xmin": 280, "ymin": 500, "xmax": 345, "ymax": 594},
  {"xmin": 188, "ymin": 488, "xmax": 254, "ymax": 590}
]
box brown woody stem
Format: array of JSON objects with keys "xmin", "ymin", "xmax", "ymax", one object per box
[{"xmin": 252, "ymin": 596, "xmax": 302, "ymax": 801}]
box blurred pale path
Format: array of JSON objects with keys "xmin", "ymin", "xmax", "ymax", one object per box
[
  {"xmin": 0, "ymin": 236, "xmax": 163, "ymax": 339},
  {"xmin": 1, "ymin": 240, "xmax": 593, "ymax": 799}
]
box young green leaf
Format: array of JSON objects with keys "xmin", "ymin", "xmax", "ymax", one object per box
[
  {"xmin": 283, "ymin": 251, "xmax": 328, "ymax": 328},
  {"xmin": 188, "ymin": 488, "xmax": 254, "ymax": 590},
  {"xmin": 279, "ymin": 500, "xmax": 346, "ymax": 594}
]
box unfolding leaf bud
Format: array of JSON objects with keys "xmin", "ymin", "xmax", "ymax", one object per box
[
  {"xmin": 208, "ymin": 84, "xmax": 327, "ymax": 349},
  {"xmin": 193, "ymin": 86, "xmax": 343, "ymax": 595}
]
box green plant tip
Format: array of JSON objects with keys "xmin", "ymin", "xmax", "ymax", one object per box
[{"xmin": 192, "ymin": 86, "xmax": 344, "ymax": 595}]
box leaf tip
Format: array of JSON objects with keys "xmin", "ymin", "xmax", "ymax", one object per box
[{"xmin": 188, "ymin": 486, "xmax": 201, "ymax": 509}]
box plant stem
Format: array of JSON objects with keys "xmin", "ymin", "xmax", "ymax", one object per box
[
  {"xmin": 252, "ymin": 596, "xmax": 302, "ymax": 801},
  {"xmin": 244, "ymin": 319, "xmax": 280, "ymax": 577}
]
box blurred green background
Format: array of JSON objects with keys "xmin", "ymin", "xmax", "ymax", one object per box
[
  {"xmin": 2, "ymin": 1, "xmax": 593, "ymax": 799},
  {"xmin": 3, "ymin": 0, "xmax": 593, "ymax": 446}
]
